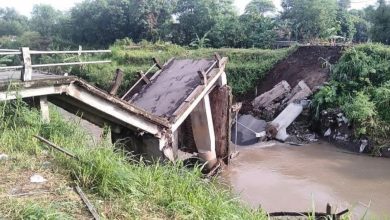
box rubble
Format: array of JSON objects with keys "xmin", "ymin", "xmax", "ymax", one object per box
[
  {"xmin": 249, "ymin": 80, "xmax": 314, "ymax": 143},
  {"xmin": 318, "ymin": 108, "xmax": 373, "ymax": 153},
  {"xmin": 231, "ymin": 114, "xmax": 267, "ymax": 146},
  {"xmin": 30, "ymin": 174, "xmax": 47, "ymax": 183},
  {"xmin": 252, "ymin": 81, "xmax": 291, "ymax": 121},
  {"xmin": 267, "ymin": 103, "xmax": 303, "ymax": 141}
]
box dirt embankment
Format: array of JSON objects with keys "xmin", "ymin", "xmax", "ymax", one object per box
[
  {"xmin": 240, "ymin": 46, "xmax": 344, "ymax": 112},
  {"xmin": 257, "ymin": 46, "xmax": 343, "ymax": 94}
]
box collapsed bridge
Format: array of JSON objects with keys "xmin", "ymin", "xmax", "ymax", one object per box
[{"xmin": 0, "ymin": 48, "xmax": 232, "ymax": 167}]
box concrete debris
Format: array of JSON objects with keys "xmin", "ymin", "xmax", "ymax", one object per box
[
  {"xmin": 245, "ymin": 80, "xmax": 316, "ymax": 144},
  {"xmin": 319, "ymin": 109, "xmax": 371, "ymax": 152},
  {"xmin": 360, "ymin": 140, "xmax": 368, "ymax": 153},
  {"xmin": 324, "ymin": 128, "xmax": 332, "ymax": 137},
  {"xmin": 283, "ymin": 80, "xmax": 313, "ymax": 105},
  {"xmin": 30, "ymin": 174, "xmax": 47, "ymax": 183},
  {"xmin": 231, "ymin": 114, "xmax": 267, "ymax": 146},
  {"xmin": 267, "ymin": 103, "xmax": 304, "ymax": 141},
  {"xmin": 0, "ymin": 153, "xmax": 9, "ymax": 160},
  {"xmin": 380, "ymin": 145, "xmax": 390, "ymax": 158},
  {"xmin": 252, "ymin": 80, "xmax": 291, "ymax": 110}
]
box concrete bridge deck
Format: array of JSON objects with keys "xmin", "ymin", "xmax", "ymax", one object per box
[{"xmin": 0, "ymin": 56, "xmax": 230, "ymax": 165}]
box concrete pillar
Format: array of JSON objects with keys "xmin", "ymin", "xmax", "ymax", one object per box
[
  {"xmin": 190, "ymin": 94, "xmax": 217, "ymax": 167},
  {"xmin": 270, "ymin": 103, "xmax": 303, "ymax": 141},
  {"xmin": 39, "ymin": 96, "xmax": 50, "ymax": 123}
]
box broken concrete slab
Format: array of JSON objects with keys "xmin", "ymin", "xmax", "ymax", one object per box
[
  {"xmin": 284, "ymin": 80, "xmax": 313, "ymax": 104},
  {"xmin": 130, "ymin": 59, "xmax": 217, "ymax": 118},
  {"xmin": 252, "ymin": 80, "xmax": 291, "ymax": 109},
  {"xmin": 231, "ymin": 114, "xmax": 267, "ymax": 146}
]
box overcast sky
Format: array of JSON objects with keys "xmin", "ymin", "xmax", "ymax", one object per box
[{"xmin": 0, "ymin": 0, "xmax": 379, "ymax": 17}]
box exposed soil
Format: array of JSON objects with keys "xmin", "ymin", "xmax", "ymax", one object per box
[
  {"xmin": 258, "ymin": 46, "xmax": 344, "ymax": 94},
  {"xmin": 240, "ymin": 46, "xmax": 344, "ymax": 105}
]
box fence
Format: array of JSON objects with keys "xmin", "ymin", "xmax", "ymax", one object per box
[{"xmin": 0, "ymin": 47, "xmax": 111, "ymax": 81}]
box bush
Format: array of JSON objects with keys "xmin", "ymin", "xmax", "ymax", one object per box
[
  {"xmin": 313, "ymin": 43, "xmax": 390, "ymax": 143},
  {"xmin": 341, "ymin": 92, "xmax": 377, "ymax": 135}
]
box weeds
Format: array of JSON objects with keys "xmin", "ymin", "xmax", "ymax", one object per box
[
  {"xmin": 313, "ymin": 43, "xmax": 390, "ymax": 144},
  {"xmin": 0, "ymin": 99, "xmax": 267, "ymax": 219}
]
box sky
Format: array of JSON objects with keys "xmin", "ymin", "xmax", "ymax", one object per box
[{"xmin": 0, "ymin": 0, "xmax": 379, "ymax": 17}]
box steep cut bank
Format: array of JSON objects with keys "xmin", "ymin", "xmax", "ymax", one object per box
[{"xmin": 254, "ymin": 46, "xmax": 344, "ymax": 96}]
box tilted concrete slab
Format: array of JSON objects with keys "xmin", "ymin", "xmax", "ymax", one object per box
[
  {"xmin": 0, "ymin": 71, "xmax": 169, "ymax": 136},
  {"xmin": 129, "ymin": 59, "xmax": 216, "ymax": 118}
]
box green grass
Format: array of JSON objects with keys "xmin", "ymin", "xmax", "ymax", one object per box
[
  {"xmin": 69, "ymin": 40, "xmax": 292, "ymax": 96},
  {"xmin": 313, "ymin": 43, "xmax": 390, "ymax": 146},
  {"xmin": 0, "ymin": 98, "xmax": 268, "ymax": 219}
]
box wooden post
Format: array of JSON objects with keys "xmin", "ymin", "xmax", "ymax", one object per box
[
  {"xmin": 109, "ymin": 69, "xmax": 124, "ymax": 96},
  {"xmin": 152, "ymin": 57, "xmax": 163, "ymax": 69},
  {"xmin": 209, "ymin": 85, "xmax": 232, "ymax": 164},
  {"xmin": 39, "ymin": 96, "xmax": 50, "ymax": 123},
  {"xmin": 197, "ymin": 70, "xmax": 207, "ymax": 85},
  {"xmin": 214, "ymin": 53, "xmax": 222, "ymax": 68},
  {"xmin": 21, "ymin": 47, "xmax": 32, "ymax": 81},
  {"xmin": 138, "ymin": 71, "xmax": 151, "ymax": 84}
]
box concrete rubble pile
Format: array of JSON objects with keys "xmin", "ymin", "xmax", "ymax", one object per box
[{"xmin": 233, "ymin": 80, "xmax": 315, "ymax": 145}]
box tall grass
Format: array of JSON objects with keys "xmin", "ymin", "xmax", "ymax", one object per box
[{"xmin": 0, "ymin": 99, "xmax": 267, "ymax": 219}]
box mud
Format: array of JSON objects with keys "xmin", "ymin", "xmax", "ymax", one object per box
[
  {"xmin": 131, "ymin": 59, "xmax": 216, "ymax": 118},
  {"xmin": 222, "ymin": 141, "xmax": 390, "ymax": 218}
]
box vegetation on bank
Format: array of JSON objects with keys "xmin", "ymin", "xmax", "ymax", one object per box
[
  {"xmin": 70, "ymin": 40, "xmax": 292, "ymax": 96},
  {"xmin": 313, "ymin": 43, "xmax": 390, "ymax": 146},
  {"xmin": 0, "ymin": 99, "xmax": 267, "ymax": 219}
]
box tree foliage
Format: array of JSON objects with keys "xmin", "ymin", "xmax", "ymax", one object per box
[
  {"xmin": 371, "ymin": 0, "xmax": 390, "ymax": 44},
  {"xmin": 245, "ymin": 0, "xmax": 275, "ymax": 15},
  {"xmin": 0, "ymin": 8, "xmax": 28, "ymax": 36},
  {"xmin": 0, "ymin": 0, "xmax": 387, "ymax": 48},
  {"xmin": 281, "ymin": 0, "xmax": 339, "ymax": 41}
]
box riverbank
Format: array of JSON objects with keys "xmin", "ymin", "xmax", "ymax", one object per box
[
  {"xmin": 0, "ymin": 100, "xmax": 266, "ymax": 219},
  {"xmin": 223, "ymin": 141, "xmax": 390, "ymax": 219}
]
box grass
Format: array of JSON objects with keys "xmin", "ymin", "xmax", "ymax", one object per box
[{"xmin": 0, "ymin": 98, "xmax": 268, "ymax": 219}]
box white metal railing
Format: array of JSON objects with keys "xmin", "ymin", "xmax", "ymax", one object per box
[{"xmin": 0, "ymin": 47, "xmax": 111, "ymax": 81}]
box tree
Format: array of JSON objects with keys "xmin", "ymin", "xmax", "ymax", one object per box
[
  {"xmin": 173, "ymin": 0, "xmax": 236, "ymax": 45},
  {"xmin": 0, "ymin": 8, "xmax": 28, "ymax": 36},
  {"xmin": 130, "ymin": 0, "xmax": 177, "ymax": 42},
  {"xmin": 245, "ymin": 0, "xmax": 275, "ymax": 15},
  {"xmin": 350, "ymin": 9, "xmax": 370, "ymax": 43},
  {"xmin": 239, "ymin": 13, "xmax": 276, "ymax": 48},
  {"xmin": 338, "ymin": 0, "xmax": 351, "ymax": 10},
  {"xmin": 30, "ymin": 4, "xmax": 62, "ymax": 38},
  {"xmin": 281, "ymin": 0, "xmax": 339, "ymax": 42},
  {"xmin": 70, "ymin": 0, "xmax": 135, "ymax": 47},
  {"xmin": 371, "ymin": 0, "xmax": 390, "ymax": 44},
  {"xmin": 336, "ymin": 0, "xmax": 356, "ymax": 41}
]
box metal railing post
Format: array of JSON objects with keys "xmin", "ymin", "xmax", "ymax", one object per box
[{"xmin": 21, "ymin": 47, "xmax": 32, "ymax": 81}]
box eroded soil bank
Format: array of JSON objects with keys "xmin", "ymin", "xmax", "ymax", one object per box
[{"xmin": 222, "ymin": 141, "xmax": 390, "ymax": 219}]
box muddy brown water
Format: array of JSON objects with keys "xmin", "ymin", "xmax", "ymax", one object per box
[{"xmin": 222, "ymin": 141, "xmax": 390, "ymax": 219}]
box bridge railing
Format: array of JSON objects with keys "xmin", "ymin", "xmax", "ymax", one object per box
[{"xmin": 0, "ymin": 47, "xmax": 111, "ymax": 81}]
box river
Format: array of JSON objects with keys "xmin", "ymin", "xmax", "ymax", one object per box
[{"xmin": 222, "ymin": 141, "xmax": 390, "ymax": 219}]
